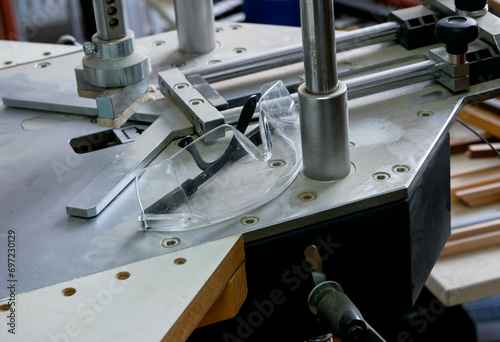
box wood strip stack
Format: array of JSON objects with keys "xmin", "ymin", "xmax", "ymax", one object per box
[
  {"xmin": 442, "ymin": 100, "xmax": 500, "ymax": 257},
  {"xmin": 441, "ymin": 219, "xmax": 500, "ymax": 258},
  {"xmin": 450, "ymin": 162, "xmax": 500, "ymax": 204}
]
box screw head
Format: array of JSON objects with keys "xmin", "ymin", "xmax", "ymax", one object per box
[
  {"xmin": 83, "ymin": 42, "xmax": 95, "ymax": 56},
  {"xmin": 240, "ymin": 216, "xmax": 259, "ymax": 226},
  {"xmin": 161, "ymin": 237, "xmax": 180, "ymax": 248}
]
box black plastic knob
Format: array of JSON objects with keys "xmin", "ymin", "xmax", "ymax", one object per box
[
  {"xmin": 455, "ymin": 0, "xmax": 487, "ymax": 12},
  {"xmin": 435, "ymin": 16, "xmax": 479, "ymax": 55}
]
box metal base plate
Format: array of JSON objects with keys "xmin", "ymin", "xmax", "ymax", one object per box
[{"xmin": 2, "ymin": 22, "xmax": 500, "ymax": 302}]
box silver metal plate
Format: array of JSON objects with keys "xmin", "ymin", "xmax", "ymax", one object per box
[{"xmin": 2, "ymin": 22, "xmax": 500, "ymax": 299}]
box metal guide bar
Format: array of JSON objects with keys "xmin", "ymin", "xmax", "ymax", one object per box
[{"xmin": 66, "ymin": 105, "xmax": 193, "ymax": 218}]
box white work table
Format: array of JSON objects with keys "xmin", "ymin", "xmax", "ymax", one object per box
[{"xmin": 0, "ymin": 235, "xmax": 245, "ymax": 342}]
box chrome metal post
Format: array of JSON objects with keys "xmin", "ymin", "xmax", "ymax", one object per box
[
  {"xmin": 300, "ymin": 0, "xmax": 337, "ymax": 94},
  {"xmin": 298, "ymin": 0, "xmax": 350, "ymax": 181},
  {"xmin": 174, "ymin": 0, "xmax": 216, "ymax": 55},
  {"xmin": 92, "ymin": 0, "xmax": 127, "ymax": 41}
]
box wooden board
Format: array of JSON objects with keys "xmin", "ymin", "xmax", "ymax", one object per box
[
  {"xmin": 455, "ymin": 182, "xmax": 500, "ymax": 207},
  {"xmin": 0, "ymin": 235, "xmax": 246, "ymax": 342},
  {"xmin": 450, "ymin": 162, "xmax": 500, "ymax": 202},
  {"xmin": 458, "ymin": 105, "xmax": 500, "ymax": 139},
  {"xmin": 197, "ymin": 263, "xmax": 247, "ymax": 328},
  {"xmin": 440, "ymin": 219, "xmax": 500, "ymax": 257},
  {"xmin": 466, "ymin": 142, "xmax": 500, "ymax": 158}
]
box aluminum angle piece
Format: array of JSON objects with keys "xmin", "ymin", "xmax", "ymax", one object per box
[{"xmin": 66, "ymin": 105, "xmax": 193, "ymax": 218}]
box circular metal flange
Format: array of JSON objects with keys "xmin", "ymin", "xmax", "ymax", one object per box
[
  {"xmin": 91, "ymin": 29, "xmax": 136, "ymax": 60},
  {"xmin": 456, "ymin": 7, "xmax": 488, "ymax": 17},
  {"xmin": 82, "ymin": 44, "xmax": 151, "ymax": 88}
]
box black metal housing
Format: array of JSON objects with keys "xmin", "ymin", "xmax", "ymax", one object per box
[{"xmin": 188, "ymin": 135, "xmax": 451, "ymax": 341}]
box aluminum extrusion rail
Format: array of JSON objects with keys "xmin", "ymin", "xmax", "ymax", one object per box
[
  {"xmin": 344, "ymin": 59, "xmax": 440, "ymax": 95},
  {"xmin": 184, "ymin": 22, "xmax": 400, "ymax": 83},
  {"xmin": 222, "ymin": 59, "xmax": 442, "ymax": 123}
]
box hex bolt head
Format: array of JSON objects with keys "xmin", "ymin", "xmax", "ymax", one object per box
[{"xmin": 83, "ymin": 42, "xmax": 95, "ymax": 56}]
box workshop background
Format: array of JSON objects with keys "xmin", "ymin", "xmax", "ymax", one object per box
[{"xmin": 1, "ymin": 0, "xmax": 500, "ymax": 341}]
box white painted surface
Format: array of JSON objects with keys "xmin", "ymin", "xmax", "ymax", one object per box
[{"xmin": 0, "ymin": 235, "xmax": 240, "ymax": 342}]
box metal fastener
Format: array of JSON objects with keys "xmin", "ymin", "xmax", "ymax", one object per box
[
  {"xmin": 161, "ymin": 237, "xmax": 181, "ymax": 248},
  {"xmin": 83, "ymin": 42, "xmax": 95, "ymax": 56}
]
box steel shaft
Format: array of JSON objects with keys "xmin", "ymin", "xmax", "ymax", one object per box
[
  {"xmin": 300, "ymin": 0, "xmax": 338, "ymax": 94},
  {"xmin": 298, "ymin": 0, "xmax": 350, "ymax": 181},
  {"xmin": 93, "ymin": 0, "xmax": 128, "ymax": 41},
  {"xmin": 184, "ymin": 22, "xmax": 400, "ymax": 83},
  {"xmin": 174, "ymin": 0, "xmax": 216, "ymax": 55}
]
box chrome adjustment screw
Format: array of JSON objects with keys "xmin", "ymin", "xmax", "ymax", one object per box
[{"xmin": 83, "ymin": 42, "xmax": 95, "ymax": 56}]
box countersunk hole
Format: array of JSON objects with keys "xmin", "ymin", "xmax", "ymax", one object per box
[
  {"xmin": 0, "ymin": 304, "xmax": 11, "ymax": 312},
  {"xmin": 418, "ymin": 110, "xmax": 434, "ymax": 117},
  {"xmin": 350, "ymin": 141, "xmax": 355, "ymax": 148},
  {"xmin": 35, "ymin": 62, "xmax": 51, "ymax": 68},
  {"xmin": 268, "ymin": 159, "xmax": 286, "ymax": 168},
  {"xmin": 90, "ymin": 117, "xmax": 97, "ymax": 124},
  {"xmin": 62, "ymin": 287, "xmax": 77, "ymax": 297},
  {"xmin": 152, "ymin": 40, "xmax": 165, "ymax": 46},
  {"xmin": 189, "ymin": 99, "xmax": 204, "ymax": 106},
  {"xmin": 392, "ymin": 165, "xmax": 410, "ymax": 173},
  {"xmin": 230, "ymin": 25, "xmax": 242, "ymax": 30},
  {"xmin": 161, "ymin": 237, "xmax": 180, "ymax": 248},
  {"xmin": 240, "ymin": 216, "xmax": 259, "ymax": 226},
  {"xmin": 208, "ymin": 60, "xmax": 221, "ymax": 64},
  {"xmin": 171, "ymin": 62, "xmax": 186, "ymax": 68},
  {"xmin": 174, "ymin": 258, "xmax": 187, "ymax": 265},
  {"xmin": 115, "ymin": 271, "xmax": 130, "ymax": 280},
  {"xmin": 215, "ymin": 27, "xmax": 224, "ymax": 32},
  {"xmin": 4, "ymin": 61, "xmax": 12, "ymax": 65},
  {"xmin": 234, "ymin": 48, "xmax": 246, "ymax": 54},
  {"xmin": 106, "ymin": 0, "xmax": 115, "ymax": 4},
  {"xmin": 109, "ymin": 18, "xmax": 119, "ymax": 29},
  {"xmin": 107, "ymin": 6, "xmax": 117, "ymax": 16},
  {"xmin": 298, "ymin": 192, "xmax": 317, "ymax": 202},
  {"xmin": 372, "ymin": 172, "xmax": 390, "ymax": 181},
  {"xmin": 43, "ymin": 52, "xmax": 51, "ymax": 56},
  {"xmin": 174, "ymin": 83, "xmax": 188, "ymax": 90}
]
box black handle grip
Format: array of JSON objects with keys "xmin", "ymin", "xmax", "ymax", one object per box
[
  {"xmin": 435, "ymin": 16, "xmax": 479, "ymax": 55},
  {"xmin": 317, "ymin": 290, "xmax": 367, "ymax": 342}
]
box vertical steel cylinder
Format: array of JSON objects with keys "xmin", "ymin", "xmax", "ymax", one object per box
[
  {"xmin": 299, "ymin": 0, "xmax": 338, "ymax": 95},
  {"xmin": 298, "ymin": 82, "xmax": 350, "ymax": 181},
  {"xmin": 174, "ymin": 0, "xmax": 217, "ymax": 55},
  {"xmin": 298, "ymin": 0, "xmax": 350, "ymax": 181},
  {"xmin": 93, "ymin": 0, "xmax": 128, "ymax": 41}
]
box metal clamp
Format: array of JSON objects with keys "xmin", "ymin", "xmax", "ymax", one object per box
[
  {"xmin": 158, "ymin": 69, "xmax": 225, "ymax": 136},
  {"xmin": 75, "ymin": 0, "xmax": 152, "ymax": 125}
]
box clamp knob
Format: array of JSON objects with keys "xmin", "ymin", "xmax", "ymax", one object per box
[{"xmin": 435, "ymin": 16, "xmax": 479, "ymax": 55}]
